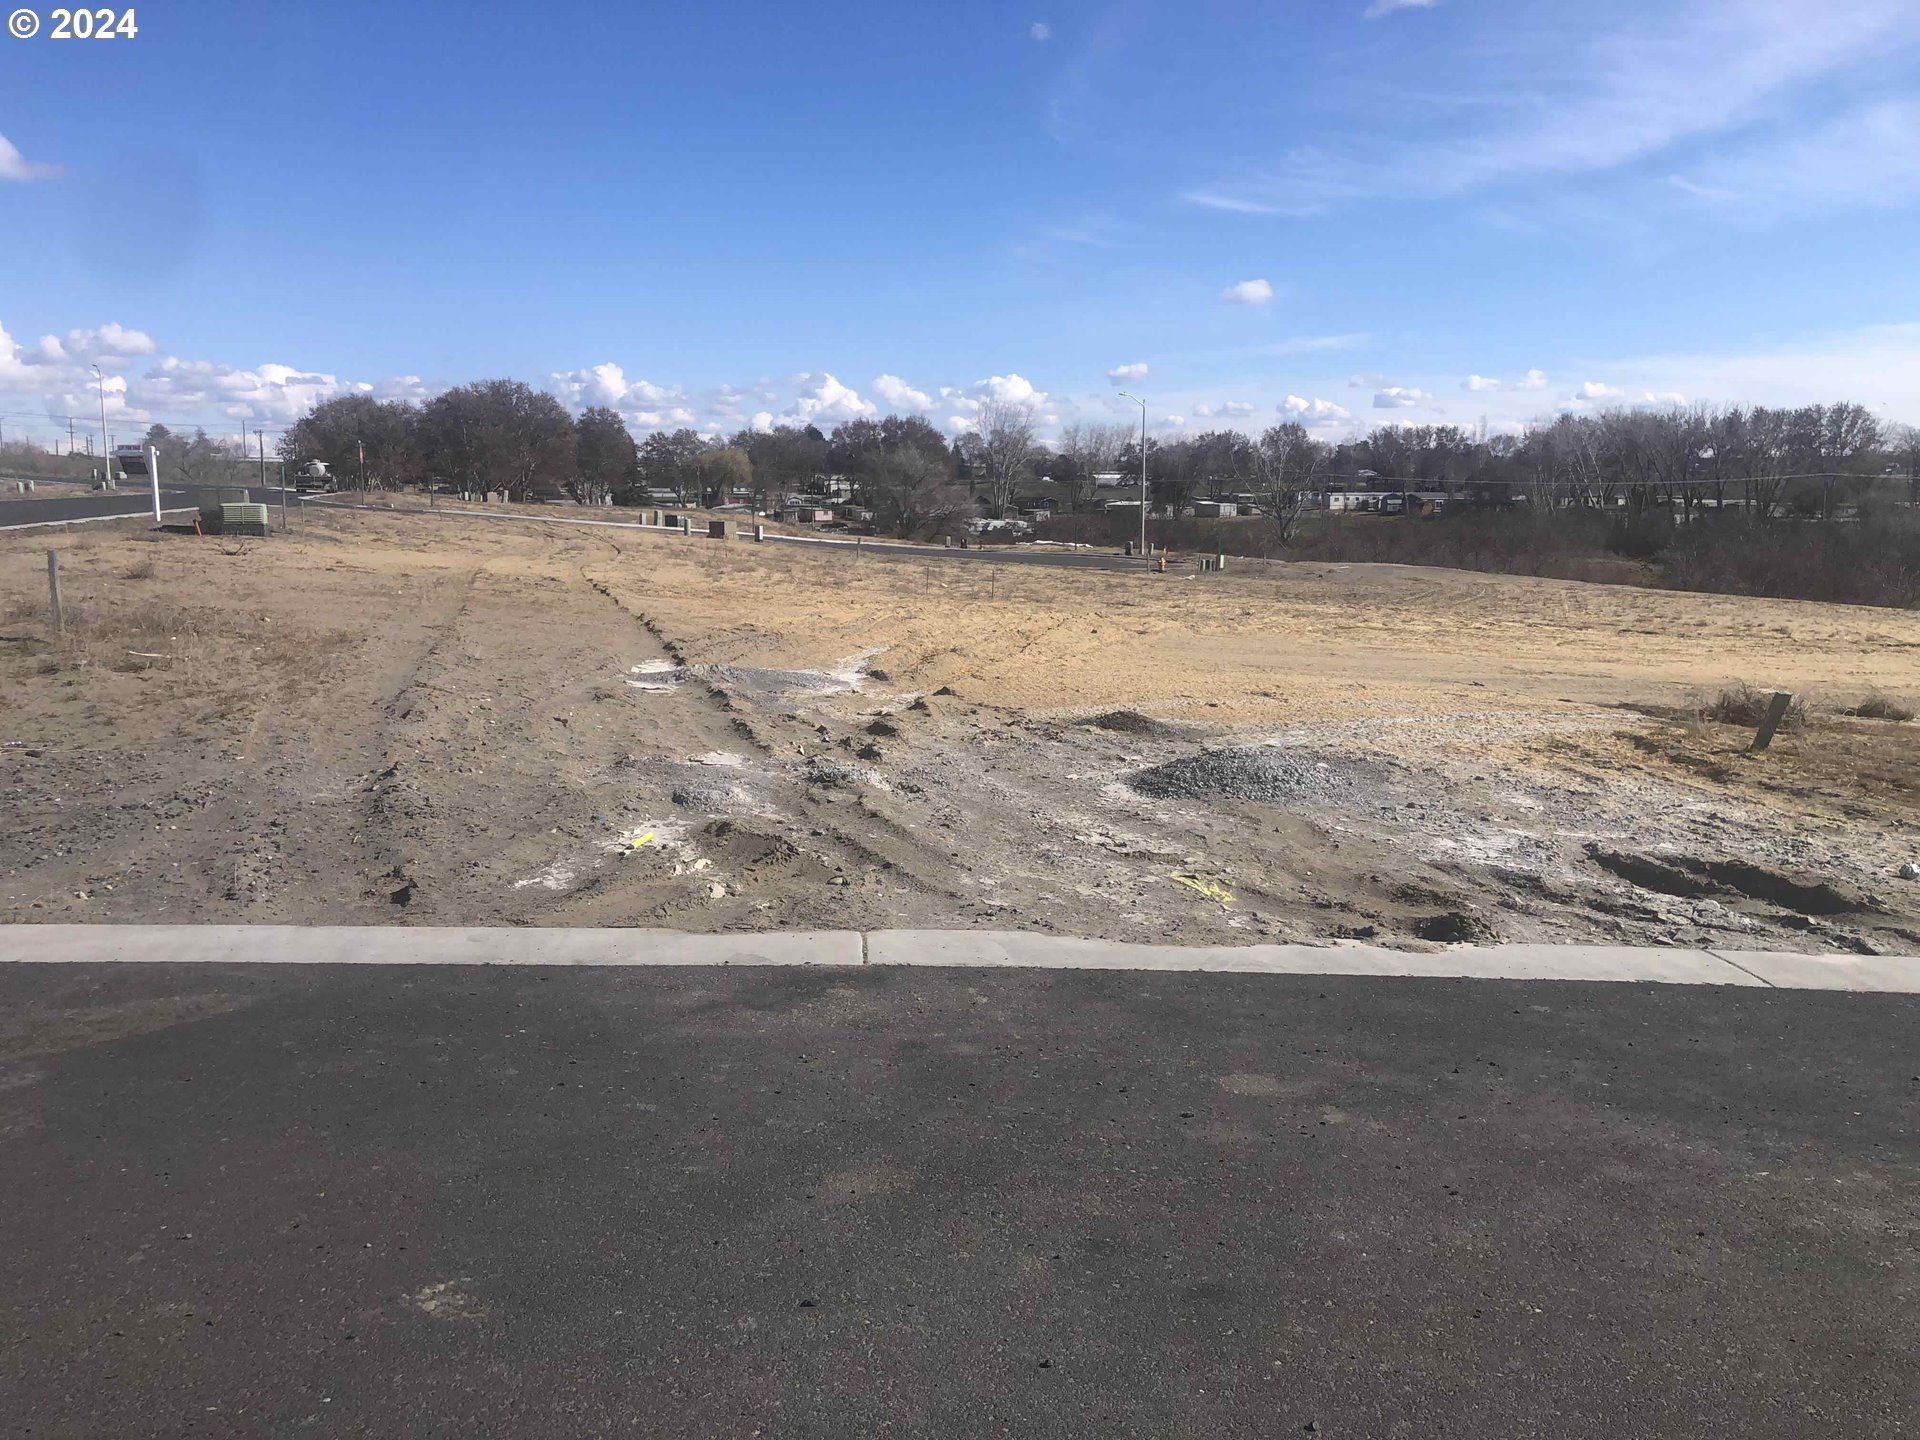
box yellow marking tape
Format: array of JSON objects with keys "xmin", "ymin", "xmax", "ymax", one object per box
[{"xmin": 1169, "ymin": 873, "xmax": 1233, "ymax": 904}]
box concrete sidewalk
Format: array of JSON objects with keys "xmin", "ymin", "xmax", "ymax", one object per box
[{"xmin": 3, "ymin": 924, "xmax": 1917, "ymax": 991}]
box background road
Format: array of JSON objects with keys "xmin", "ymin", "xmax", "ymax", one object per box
[
  {"xmin": 0, "ymin": 487, "xmax": 312, "ymax": 531},
  {"xmin": 2, "ymin": 962, "xmax": 1913, "ymax": 1437},
  {"xmin": 0, "ymin": 487, "xmax": 198, "ymax": 529}
]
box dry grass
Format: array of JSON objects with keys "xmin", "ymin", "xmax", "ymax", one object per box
[
  {"xmin": 1846, "ymin": 693, "xmax": 1916, "ymax": 723},
  {"xmin": 1699, "ymin": 682, "xmax": 1808, "ymax": 731}
]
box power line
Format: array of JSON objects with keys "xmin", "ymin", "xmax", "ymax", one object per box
[{"xmin": 0, "ymin": 408, "xmax": 290, "ymax": 434}]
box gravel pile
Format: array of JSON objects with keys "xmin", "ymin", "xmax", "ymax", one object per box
[
  {"xmin": 1127, "ymin": 746, "xmax": 1359, "ymax": 806},
  {"xmin": 613, "ymin": 755, "xmax": 766, "ymax": 815},
  {"xmin": 1084, "ymin": 709, "xmax": 1186, "ymax": 738}
]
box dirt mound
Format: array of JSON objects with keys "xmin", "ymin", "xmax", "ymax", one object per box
[
  {"xmin": 1127, "ymin": 746, "xmax": 1357, "ymax": 806},
  {"xmin": 1085, "ymin": 709, "xmax": 1185, "ymax": 738}
]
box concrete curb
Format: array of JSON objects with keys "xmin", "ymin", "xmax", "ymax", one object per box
[
  {"xmin": 0, "ymin": 925, "xmax": 863, "ymax": 968},
  {"xmin": 2, "ymin": 926, "xmax": 1917, "ymax": 990},
  {"xmin": 864, "ymin": 931, "xmax": 1770, "ymax": 984}
]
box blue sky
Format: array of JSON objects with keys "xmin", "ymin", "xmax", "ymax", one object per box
[{"xmin": 2, "ymin": 0, "xmax": 1917, "ymax": 449}]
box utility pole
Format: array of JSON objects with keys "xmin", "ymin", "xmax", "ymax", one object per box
[
  {"xmin": 1118, "ymin": 390, "xmax": 1149, "ymax": 562},
  {"xmin": 67, "ymin": 417, "xmax": 75, "ymax": 455}
]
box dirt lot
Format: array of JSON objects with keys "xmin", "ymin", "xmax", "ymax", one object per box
[{"xmin": 3, "ymin": 505, "xmax": 1917, "ymax": 951}]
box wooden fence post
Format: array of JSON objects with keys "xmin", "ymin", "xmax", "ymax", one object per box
[
  {"xmin": 1750, "ymin": 690, "xmax": 1793, "ymax": 752},
  {"xmin": 46, "ymin": 550, "xmax": 62, "ymax": 634}
]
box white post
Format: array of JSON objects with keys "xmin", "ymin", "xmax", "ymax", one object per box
[
  {"xmin": 146, "ymin": 443, "xmax": 162, "ymax": 523},
  {"xmin": 1119, "ymin": 390, "xmax": 1149, "ymax": 563}
]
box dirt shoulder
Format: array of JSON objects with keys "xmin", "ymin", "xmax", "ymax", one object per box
[{"xmin": 3, "ymin": 509, "xmax": 1915, "ymax": 951}]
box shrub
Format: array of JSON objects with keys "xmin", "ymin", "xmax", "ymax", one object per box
[
  {"xmin": 1846, "ymin": 693, "xmax": 1916, "ymax": 722},
  {"xmin": 1701, "ymin": 682, "xmax": 1805, "ymax": 731},
  {"xmin": 1662, "ymin": 513, "xmax": 1920, "ymax": 608}
]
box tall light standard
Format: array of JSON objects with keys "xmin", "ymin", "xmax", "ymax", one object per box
[
  {"xmin": 90, "ymin": 364, "xmax": 111, "ymax": 487},
  {"xmin": 1117, "ymin": 390, "xmax": 1148, "ymax": 560}
]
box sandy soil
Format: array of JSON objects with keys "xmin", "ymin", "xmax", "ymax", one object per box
[{"xmin": 3, "ymin": 506, "xmax": 1916, "ymax": 951}]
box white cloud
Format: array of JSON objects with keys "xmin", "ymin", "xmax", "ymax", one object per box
[
  {"xmin": 1191, "ymin": 404, "xmax": 1214, "ymax": 418},
  {"xmin": 1282, "ymin": 395, "xmax": 1354, "ymax": 426},
  {"xmin": 1030, "ymin": 21, "xmax": 1050, "ymax": 41},
  {"xmin": 625, "ymin": 407, "xmax": 699, "ymax": 429},
  {"xmin": 142, "ymin": 357, "xmax": 357, "ymax": 422},
  {"xmin": 1576, "ymin": 380, "xmax": 1622, "ymax": 400},
  {"xmin": 871, "ymin": 373, "xmax": 932, "ymax": 411},
  {"xmin": 0, "ymin": 134, "xmax": 60, "ymax": 183},
  {"xmin": 1184, "ymin": 1, "xmax": 1920, "ymax": 217},
  {"xmin": 548, "ymin": 361, "xmax": 684, "ymax": 417},
  {"xmin": 1460, "ymin": 370, "xmax": 1548, "ymax": 393},
  {"xmin": 1161, "ymin": 414, "xmax": 1185, "ymax": 427},
  {"xmin": 1363, "ymin": 0, "xmax": 1438, "ymax": 17},
  {"xmin": 1373, "ymin": 386, "xmax": 1433, "ymax": 408},
  {"xmin": 29, "ymin": 323, "xmax": 159, "ymax": 367},
  {"xmin": 1347, "ymin": 372, "xmax": 1391, "ymax": 388},
  {"xmin": 1220, "ymin": 278, "xmax": 1275, "ymax": 306},
  {"xmin": 1667, "ymin": 98, "xmax": 1920, "ymax": 222},
  {"xmin": 781, "ymin": 371, "xmax": 876, "ymax": 427},
  {"xmin": 945, "ymin": 415, "xmax": 977, "ymax": 434},
  {"xmin": 372, "ymin": 375, "xmax": 434, "ymax": 403},
  {"xmin": 1221, "ymin": 400, "xmax": 1256, "ymax": 416},
  {"xmin": 1106, "ymin": 361, "xmax": 1148, "ymax": 384},
  {"xmin": 980, "ymin": 373, "xmax": 1044, "ymax": 405},
  {"xmin": 946, "ymin": 373, "xmax": 1050, "ymax": 416}
]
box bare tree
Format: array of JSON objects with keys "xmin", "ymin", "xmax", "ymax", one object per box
[
  {"xmin": 1738, "ymin": 406, "xmax": 1797, "ymax": 520},
  {"xmin": 1251, "ymin": 421, "xmax": 1322, "ymax": 545},
  {"xmin": 974, "ymin": 400, "xmax": 1037, "ymax": 519},
  {"xmin": 1056, "ymin": 420, "xmax": 1127, "ymax": 511},
  {"xmin": 1888, "ymin": 422, "xmax": 1920, "ymax": 508},
  {"xmin": 1813, "ymin": 401, "xmax": 1881, "ymax": 518},
  {"xmin": 866, "ymin": 449, "xmax": 977, "ymax": 539}
]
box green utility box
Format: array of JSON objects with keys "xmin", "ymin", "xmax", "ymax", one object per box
[{"xmin": 198, "ymin": 487, "xmax": 271, "ymax": 536}]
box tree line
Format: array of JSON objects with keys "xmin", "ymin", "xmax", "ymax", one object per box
[{"xmin": 269, "ymin": 382, "xmax": 1917, "ymax": 543}]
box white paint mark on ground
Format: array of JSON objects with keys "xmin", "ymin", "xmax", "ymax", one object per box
[{"xmin": 405, "ymin": 1280, "xmax": 487, "ymax": 1320}]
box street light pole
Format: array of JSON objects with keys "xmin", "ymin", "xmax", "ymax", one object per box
[
  {"xmin": 1118, "ymin": 390, "xmax": 1148, "ymax": 561},
  {"xmin": 90, "ymin": 365, "xmax": 111, "ymax": 488}
]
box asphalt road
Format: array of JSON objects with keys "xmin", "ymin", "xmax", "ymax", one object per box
[
  {"xmin": 0, "ymin": 487, "xmax": 198, "ymax": 529},
  {"xmin": 2, "ymin": 963, "xmax": 1913, "ymax": 1437},
  {"xmin": 0, "ymin": 487, "xmax": 313, "ymax": 530}
]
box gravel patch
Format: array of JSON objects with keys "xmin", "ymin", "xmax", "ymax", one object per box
[
  {"xmin": 1127, "ymin": 746, "xmax": 1365, "ymax": 806},
  {"xmin": 1083, "ymin": 709, "xmax": 1189, "ymax": 739}
]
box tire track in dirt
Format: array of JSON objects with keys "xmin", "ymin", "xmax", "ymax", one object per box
[
  {"xmin": 579, "ymin": 546, "xmax": 989, "ymax": 924},
  {"xmin": 347, "ymin": 561, "xmax": 489, "ymax": 914}
]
